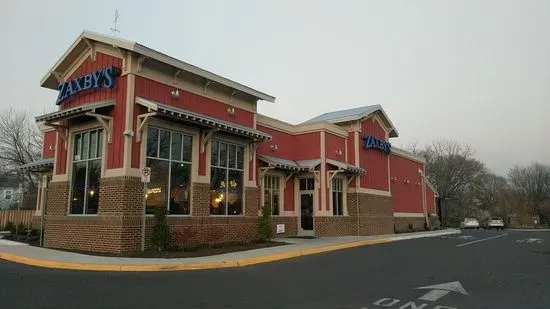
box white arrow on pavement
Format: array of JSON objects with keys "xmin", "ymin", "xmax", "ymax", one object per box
[{"xmin": 416, "ymin": 281, "xmax": 469, "ymax": 302}]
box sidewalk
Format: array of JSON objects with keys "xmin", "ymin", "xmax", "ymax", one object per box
[{"xmin": 0, "ymin": 229, "xmax": 459, "ymax": 272}]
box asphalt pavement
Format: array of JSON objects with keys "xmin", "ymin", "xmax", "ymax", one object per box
[{"xmin": 1, "ymin": 229, "xmax": 549, "ymax": 309}]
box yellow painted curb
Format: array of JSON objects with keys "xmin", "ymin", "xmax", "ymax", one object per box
[{"xmin": 0, "ymin": 237, "xmax": 393, "ymax": 272}]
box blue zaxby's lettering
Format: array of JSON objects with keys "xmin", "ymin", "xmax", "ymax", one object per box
[
  {"xmin": 56, "ymin": 66, "xmax": 117, "ymax": 105},
  {"xmin": 363, "ymin": 135, "xmax": 391, "ymax": 155}
]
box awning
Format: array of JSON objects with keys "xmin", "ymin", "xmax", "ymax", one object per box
[
  {"xmin": 136, "ymin": 97, "xmax": 271, "ymax": 141},
  {"xmin": 19, "ymin": 158, "xmax": 54, "ymax": 172},
  {"xmin": 258, "ymin": 154, "xmax": 321, "ymax": 171},
  {"xmin": 327, "ymin": 159, "xmax": 366, "ymax": 174},
  {"xmin": 35, "ymin": 101, "xmax": 115, "ymax": 123}
]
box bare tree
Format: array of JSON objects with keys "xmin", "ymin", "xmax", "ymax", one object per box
[
  {"xmin": 0, "ymin": 108, "xmax": 42, "ymax": 191},
  {"xmin": 508, "ymin": 163, "xmax": 550, "ymax": 224}
]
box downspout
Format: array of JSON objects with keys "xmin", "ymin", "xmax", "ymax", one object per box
[{"xmin": 356, "ymin": 189, "xmax": 360, "ymax": 235}]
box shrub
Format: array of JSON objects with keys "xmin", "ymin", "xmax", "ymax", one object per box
[
  {"xmin": 16, "ymin": 223, "xmax": 27, "ymax": 235},
  {"xmin": 150, "ymin": 206, "xmax": 171, "ymax": 251},
  {"xmin": 5, "ymin": 221, "xmax": 16, "ymax": 235},
  {"xmin": 258, "ymin": 204, "xmax": 273, "ymax": 242}
]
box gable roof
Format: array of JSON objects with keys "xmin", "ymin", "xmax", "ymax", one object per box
[
  {"xmin": 302, "ymin": 105, "xmax": 399, "ymax": 138},
  {"xmin": 41, "ymin": 31, "xmax": 275, "ymax": 103}
]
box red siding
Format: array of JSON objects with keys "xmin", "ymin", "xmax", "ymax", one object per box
[
  {"xmin": 325, "ymin": 132, "xmax": 346, "ymax": 162},
  {"xmin": 359, "ymin": 118, "xmax": 389, "ymax": 191},
  {"xmin": 390, "ymin": 154, "xmax": 424, "ymax": 213},
  {"xmin": 60, "ymin": 53, "xmax": 123, "ymax": 110},
  {"xmin": 54, "ymin": 53, "xmax": 127, "ymax": 171},
  {"xmin": 106, "ymin": 76, "xmax": 127, "ymax": 169},
  {"xmin": 134, "ymin": 77, "xmax": 254, "ymax": 127},
  {"xmin": 426, "ymin": 186, "xmax": 436, "ymax": 213},
  {"xmin": 362, "ymin": 117, "xmax": 386, "ymax": 140},
  {"xmin": 293, "ymin": 133, "xmax": 321, "ymax": 160},
  {"xmin": 42, "ymin": 131, "xmax": 56, "ymax": 159},
  {"xmin": 284, "ymin": 178, "xmax": 294, "ymax": 211},
  {"xmin": 256, "ymin": 125, "xmax": 321, "ymax": 161}
]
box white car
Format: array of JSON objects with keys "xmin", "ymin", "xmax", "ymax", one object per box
[
  {"xmin": 483, "ymin": 217, "xmax": 505, "ymax": 230},
  {"xmin": 460, "ymin": 218, "xmax": 480, "ymax": 229}
]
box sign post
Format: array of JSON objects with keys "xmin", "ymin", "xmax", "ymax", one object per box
[{"xmin": 141, "ymin": 167, "xmax": 151, "ymax": 252}]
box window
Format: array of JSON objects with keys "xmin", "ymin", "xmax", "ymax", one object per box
[
  {"xmin": 300, "ymin": 178, "xmax": 315, "ymax": 191},
  {"xmin": 263, "ymin": 175, "xmax": 280, "ymax": 215},
  {"xmin": 70, "ymin": 129, "xmax": 103, "ymax": 214},
  {"xmin": 332, "ymin": 178, "xmax": 344, "ymax": 216},
  {"xmin": 4, "ymin": 190, "xmax": 12, "ymax": 200},
  {"xmin": 146, "ymin": 127, "xmax": 192, "ymax": 215},
  {"xmin": 210, "ymin": 140, "xmax": 244, "ymax": 215}
]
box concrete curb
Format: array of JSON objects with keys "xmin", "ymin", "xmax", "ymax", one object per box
[
  {"xmin": 507, "ymin": 229, "xmax": 550, "ymax": 232},
  {"xmin": 0, "ymin": 230, "xmax": 457, "ymax": 272}
]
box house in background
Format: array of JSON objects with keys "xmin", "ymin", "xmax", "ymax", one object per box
[{"xmin": 0, "ymin": 175, "xmax": 22, "ymax": 210}]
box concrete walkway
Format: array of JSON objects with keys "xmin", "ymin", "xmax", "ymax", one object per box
[{"xmin": 0, "ymin": 229, "xmax": 459, "ymax": 271}]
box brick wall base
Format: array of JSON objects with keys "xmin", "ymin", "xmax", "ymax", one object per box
[
  {"xmin": 270, "ymin": 216, "xmax": 298, "ymax": 238},
  {"xmin": 394, "ymin": 217, "xmax": 427, "ymax": 233}
]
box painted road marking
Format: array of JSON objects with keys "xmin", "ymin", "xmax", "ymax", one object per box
[
  {"xmin": 456, "ymin": 233, "xmax": 508, "ymax": 247},
  {"xmin": 417, "ymin": 281, "xmax": 469, "ymax": 302},
  {"xmin": 516, "ymin": 238, "xmax": 543, "ymax": 244},
  {"xmin": 367, "ymin": 281, "xmax": 467, "ymax": 308}
]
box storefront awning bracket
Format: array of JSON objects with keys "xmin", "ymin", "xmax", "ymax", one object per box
[
  {"xmin": 136, "ymin": 112, "xmax": 157, "ymax": 143},
  {"xmin": 200, "ymin": 129, "xmax": 218, "ymax": 153},
  {"xmin": 258, "ymin": 166, "xmax": 274, "ymax": 186},
  {"xmin": 45, "ymin": 123, "xmax": 68, "ymax": 149},
  {"xmin": 85, "ymin": 112, "xmax": 113, "ymax": 143},
  {"xmin": 347, "ymin": 174, "xmax": 358, "ymax": 185},
  {"xmin": 284, "ymin": 172, "xmax": 296, "ymax": 187},
  {"xmin": 327, "ymin": 169, "xmax": 345, "ymax": 188},
  {"xmin": 248, "ymin": 142, "xmax": 260, "ymax": 161},
  {"xmin": 313, "ymin": 171, "xmax": 320, "ymax": 183}
]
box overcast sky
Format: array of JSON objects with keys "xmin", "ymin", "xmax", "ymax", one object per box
[{"xmin": 1, "ymin": 0, "xmax": 549, "ymax": 174}]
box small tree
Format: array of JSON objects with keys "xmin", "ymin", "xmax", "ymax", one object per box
[
  {"xmin": 258, "ymin": 204, "xmax": 273, "ymax": 242},
  {"xmin": 150, "ymin": 206, "xmax": 171, "ymax": 251}
]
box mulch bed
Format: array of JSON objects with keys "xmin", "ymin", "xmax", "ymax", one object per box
[{"xmin": 1, "ymin": 235, "xmax": 288, "ymax": 258}]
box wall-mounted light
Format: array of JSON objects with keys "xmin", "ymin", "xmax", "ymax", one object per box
[
  {"xmin": 404, "ymin": 179, "xmax": 410, "ymax": 184},
  {"xmin": 335, "ymin": 149, "xmax": 343, "ymax": 156},
  {"xmin": 270, "ymin": 144, "xmax": 278, "ymax": 151},
  {"xmin": 48, "ymin": 144, "xmax": 55, "ymax": 151},
  {"xmin": 227, "ymin": 107, "xmax": 235, "ymax": 115},
  {"xmin": 171, "ymin": 89, "xmax": 180, "ymax": 98}
]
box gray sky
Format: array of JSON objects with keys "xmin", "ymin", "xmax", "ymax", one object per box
[{"xmin": 1, "ymin": 0, "xmax": 549, "ymax": 174}]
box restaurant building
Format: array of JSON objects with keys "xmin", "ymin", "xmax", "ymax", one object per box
[{"xmin": 24, "ymin": 31, "xmax": 437, "ymax": 253}]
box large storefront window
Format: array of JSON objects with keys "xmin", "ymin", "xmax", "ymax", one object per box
[
  {"xmin": 146, "ymin": 127, "xmax": 192, "ymax": 215},
  {"xmin": 332, "ymin": 178, "xmax": 344, "ymax": 216},
  {"xmin": 70, "ymin": 129, "xmax": 103, "ymax": 214},
  {"xmin": 210, "ymin": 140, "xmax": 244, "ymax": 215},
  {"xmin": 263, "ymin": 175, "xmax": 280, "ymax": 215}
]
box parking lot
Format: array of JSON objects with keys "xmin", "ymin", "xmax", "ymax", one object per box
[{"xmin": 1, "ymin": 229, "xmax": 549, "ymax": 309}]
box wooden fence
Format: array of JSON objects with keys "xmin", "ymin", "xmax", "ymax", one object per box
[{"xmin": 0, "ymin": 210, "xmax": 34, "ymax": 230}]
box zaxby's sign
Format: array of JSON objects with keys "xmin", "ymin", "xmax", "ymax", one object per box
[
  {"xmin": 363, "ymin": 135, "xmax": 391, "ymax": 155},
  {"xmin": 56, "ymin": 66, "xmax": 118, "ymax": 105}
]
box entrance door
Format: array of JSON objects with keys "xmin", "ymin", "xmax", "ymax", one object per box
[
  {"xmin": 300, "ymin": 193, "xmax": 314, "ymax": 230},
  {"xmin": 299, "ymin": 178, "xmax": 315, "ymax": 232}
]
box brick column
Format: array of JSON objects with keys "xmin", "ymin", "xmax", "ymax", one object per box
[
  {"xmin": 45, "ymin": 181, "xmax": 69, "ymax": 215},
  {"xmin": 244, "ymin": 187, "xmax": 260, "ymax": 216},
  {"xmin": 192, "ymin": 182, "xmax": 210, "ymax": 216}
]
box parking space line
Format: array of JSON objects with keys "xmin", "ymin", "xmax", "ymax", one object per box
[{"xmin": 456, "ymin": 233, "xmax": 508, "ymax": 247}]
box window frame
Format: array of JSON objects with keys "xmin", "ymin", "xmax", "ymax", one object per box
[
  {"xmin": 68, "ymin": 128, "xmax": 104, "ymax": 216},
  {"xmin": 4, "ymin": 190, "xmax": 12, "ymax": 200},
  {"xmin": 145, "ymin": 125, "xmax": 194, "ymax": 216},
  {"xmin": 331, "ymin": 177, "xmax": 345, "ymax": 216},
  {"xmin": 263, "ymin": 174, "xmax": 282, "ymax": 216},
  {"xmin": 209, "ymin": 138, "xmax": 246, "ymax": 216}
]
